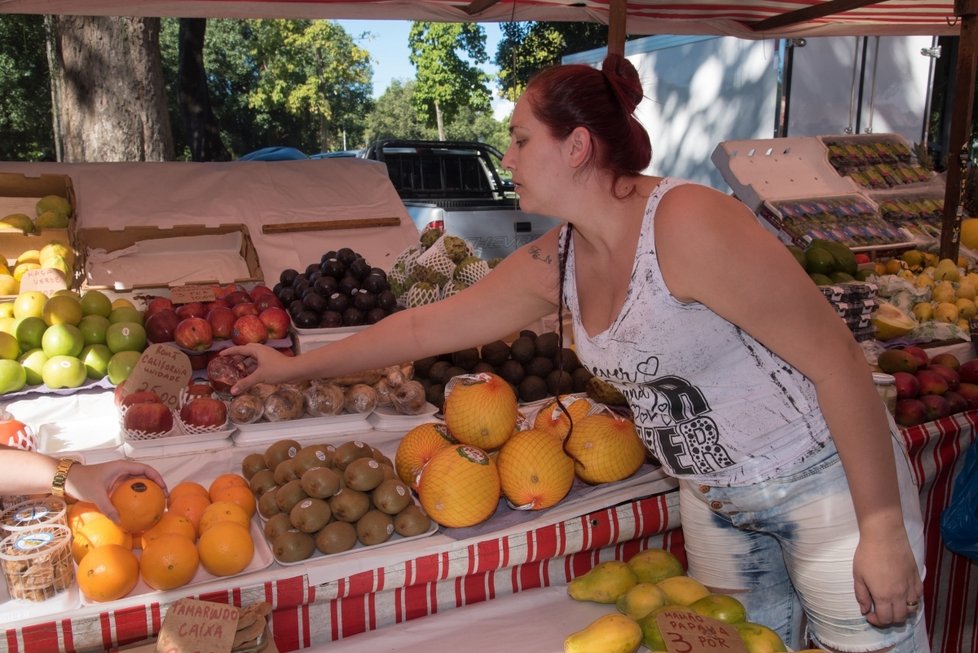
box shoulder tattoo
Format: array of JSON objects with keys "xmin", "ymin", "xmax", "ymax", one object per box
[{"xmin": 528, "ymin": 245, "xmax": 553, "ymax": 265}]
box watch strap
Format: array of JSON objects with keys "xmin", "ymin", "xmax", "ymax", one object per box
[{"xmin": 51, "ymin": 458, "xmax": 76, "ymax": 498}]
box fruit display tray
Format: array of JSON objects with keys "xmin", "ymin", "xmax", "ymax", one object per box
[
  {"xmin": 366, "ymin": 403, "xmax": 440, "ymax": 431},
  {"xmin": 231, "ymin": 411, "xmax": 372, "ymax": 445},
  {"xmin": 273, "ymin": 521, "xmax": 438, "ymax": 567}
]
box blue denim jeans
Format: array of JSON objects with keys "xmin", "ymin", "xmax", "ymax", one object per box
[{"xmin": 678, "ymin": 435, "xmax": 928, "ymax": 652}]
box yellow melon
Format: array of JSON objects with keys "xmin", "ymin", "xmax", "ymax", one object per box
[
  {"xmin": 564, "ymin": 412, "xmax": 647, "ymax": 484},
  {"xmin": 394, "ymin": 422, "xmax": 457, "ymax": 488},
  {"xmin": 443, "ymin": 372, "xmax": 518, "ymax": 450},
  {"xmin": 417, "ymin": 444, "xmax": 500, "ymax": 528},
  {"xmin": 496, "ymin": 428, "xmax": 575, "ymax": 509}
]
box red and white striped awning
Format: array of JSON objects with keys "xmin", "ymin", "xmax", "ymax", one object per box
[{"xmin": 0, "ymin": 0, "xmax": 962, "ymax": 38}]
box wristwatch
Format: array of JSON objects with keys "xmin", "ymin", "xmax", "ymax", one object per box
[{"xmin": 51, "ymin": 458, "xmax": 76, "ymax": 498}]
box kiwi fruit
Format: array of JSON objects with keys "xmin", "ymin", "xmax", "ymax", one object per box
[
  {"xmin": 332, "ymin": 440, "xmax": 374, "ymax": 471},
  {"xmin": 273, "ymin": 458, "xmax": 302, "ymax": 486},
  {"xmin": 394, "ymin": 503, "xmax": 432, "ymax": 537},
  {"xmin": 343, "ymin": 457, "xmax": 386, "ymax": 492},
  {"xmin": 518, "ymin": 375, "xmax": 549, "ymax": 403},
  {"xmin": 498, "ymin": 359, "xmax": 525, "ymax": 385},
  {"xmin": 451, "ymin": 347, "xmax": 481, "ymax": 371},
  {"xmin": 370, "ymin": 447, "xmax": 393, "ymax": 467},
  {"xmin": 263, "ymin": 438, "xmax": 301, "ymax": 470},
  {"xmin": 356, "ymin": 509, "xmax": 394, "ymax": 546},
  {"xmin": 379, "ymin": 463, "xmax": 398, "ymax": 481},
  {"xmin": 292, "ymin": 444, "xmax": 333, "ymax": 474},
  {"xmin": 427, "ymin": 360, "xmax": 453, "ymax": 384},
  {"xmin": 328, "ymin": 488, "xmax": 371, "ymax": 523},
  {"xmin": 535, "ymin": 331, "xmax": 560, "ymax": 358},
  {"xmin": 546, "ymin": 369, "xmax": 574, "ymax": 396},
  {"xmin": 240, "ymin": 452, "xmax": 268, "ymax": 480},
  {"xmin": 371, "ymin": 478, "xmax": 413, "ymax": 515},
  {"xmin": 263, "ymin": 512, "xmax": 293, "ymax": 542},
  {"xmin": 315, "ymin": 521, "xmax": 357, "ymax": 554},
  {"xmin": 289, "ymin": 497, "xmax": 333, "ymax": 533},
  {"xmin": 272, "ymin": 529, "xmax": 316, "ymax": 563},
  {"xmin": 249, "ymin": 468, "xmax": 278, "ymax": 498},
  {"xmin": 443, "ymin": 366, "xmax": 467, "ymax": 384},
  {"xmin": 257, "ymin": 486, "xmax": 281, "ymax": 518},
  {"xmin": 509, "ymin": 336, "xmax": 536, "ymax": 363},
  {"xmin": 275, "ymin": 478, "xmax": 309, "ymax": 514},
  {"xmin": 480, "ymin": 340, "xmax": 510, "ymax": 366},
  {"xmin": 300, "ymin": 466, "xmax": 342, "ymax": 499},
  {"xmin": 525, "ymin": 356, "xmax": 554, "ymax": 379}
]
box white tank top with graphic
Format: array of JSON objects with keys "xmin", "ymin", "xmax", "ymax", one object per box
[{"xmin": 562, "ymin": 177, "xmax": 831, "ymax": 486}]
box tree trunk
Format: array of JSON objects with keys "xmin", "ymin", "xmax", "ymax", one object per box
[
  {"xmin": 178, "ymin": 18, "xmax": 229, "ymax": 162},
  {"xmin": 435, "ymin": 101, "xmax": 445, "ymax": 141},
  {"xmin": 50, "ymin": 16, "xmax": 173, "ymax": 162}
]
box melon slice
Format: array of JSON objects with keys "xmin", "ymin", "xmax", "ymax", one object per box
[{"xmin": 873, "ymin": 302, "xmax": 917, "ymax": 340}]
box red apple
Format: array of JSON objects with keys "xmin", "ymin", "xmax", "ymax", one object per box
[
  {"xmin": 254, "ymin": 293, "xmax": 284, "ymax": 312},
  {"xmin": 902, "ymin": 346, "xmax": 930, "ymax": 369},
  {"xmin": 121, "ymin": 390, "xmax": 162, "ymax": 408},
  {"xmin": 956, "ymin": 382, "xmax": 978, "ymax": 409},
  {"xmin": 214, "ymin": 284, "xmax": 245, "ymax": 300},
  {"xmin": 231, "ymin": 314, "xmax": 268, "ymax": 346},
  {"xmin": 915, "ymin": 368, "xmax": 948, "ymax": 396},
  {"xmin": 188, "ymin": 351, "xmax": 209, "ymax": 371},
  {"xmin": 249, "ymin": 284, "xmax": 274, "ymax": 298},
  {"xmin": 892, "ymin": 371, "xmax": 920, "ymax": 399},
  {"xmin": 113, "ymin": 379, "xmax": 130, "ymax": 407},
  {"xmin": 144, "ymin": 296, "xmax": 174, "ymax": 319},
  {"xmin": 225, "ymin": 290, "xmax": 253, "ymax": 307},
  {"xmin": 231, "ymin": 302, "xmax": 259, "ymax": 318},
  {"xmin": 173, "ymin": 316, "xmax": 214, "ymax": 351},
  {"xmin": 259, "ymin": 307, "xmax": 291, "ymax": 340},
  {"xmin": 175, "ymin": 301, "xmax": 207, "ymax": 320},
  {"xmin": 145, "ymin": 308, "xmax": 181, "ymax": 344},
  {"xmin": 123, "ymin": 401, "xmax": 173, "ymax": 434},
  {"xmin": 207, "ymin": 305, "xmax": 236, "ymax": 340},
  {"xmin": 894, "ymin": 398, "xmax": 927, "ymax": 427},
  {"xmin": 179, "ymin": 396, "xmax": 227, "ymax": 428},
  {"xmin": 959, "ymin": 359, "xmax": 978, "ymax": 385},
  {"xmin": 928, "ymin": 364, "xmax": 960, "ymax": 392}
]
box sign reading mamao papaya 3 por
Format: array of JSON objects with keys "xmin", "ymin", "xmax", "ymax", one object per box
[{"xmin": 656, "ymin": 608, "xmax": 749, "ymax": 653}]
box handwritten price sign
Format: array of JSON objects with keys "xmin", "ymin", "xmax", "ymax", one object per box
[
  {"xmin": 657, "ymin": 609, "xmax": 748, "ymax": 653},
  {"xmin": 120, "ymin": 344, "xmax": 192, "ymax": 410},
  {"xmin": 170, "ymin": 285, "xmax": 216, "ymax": 304}
]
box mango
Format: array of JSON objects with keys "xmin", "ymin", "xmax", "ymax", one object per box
[{"xmin": 877, "ymin": 348, "xmax": 918, "ymax": 374}]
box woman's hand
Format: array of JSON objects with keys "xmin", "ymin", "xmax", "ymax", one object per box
[
  {"xmin": 67, "ymin": 460, "xmax": 168, "ymax": 522},
  {"xmin": 852, "ymin": 529, "xmax": 923, "ymax": 626},
  {"xmin": 219, "ymin": 343, "xmax": 292, "ymax": 395}
]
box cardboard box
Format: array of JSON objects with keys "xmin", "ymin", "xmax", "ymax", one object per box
[
  {"xmin": 78, "ymin": 223, "xmax": 263, "ymax": 296},
  {"xmin": 0, "ymin": 172, "xmax": 79, "ymax": 289}
]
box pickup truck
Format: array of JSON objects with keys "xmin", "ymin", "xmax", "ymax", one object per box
[{"xmin": 359, "ymin": 139, "xmax": 561, "ymax": 260}]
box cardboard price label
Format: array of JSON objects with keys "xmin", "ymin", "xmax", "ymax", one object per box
[
  {"xmin": 18, "ymin": 268, "xmax": 67, "ymax": 296},
  {"xmin": 121, "ymin": 344, "xmax": 192, "ymax": 410},
  {"xmin": 170, "ymin": 285, "xmax": 216, "ymax": 305},
  {"xmin": 156, "ymin": 597, "xmax": 239, "ymax": 653},
  {"xmin": 657, "ymin": 609, "xmax": 748, "ymax": 653}
]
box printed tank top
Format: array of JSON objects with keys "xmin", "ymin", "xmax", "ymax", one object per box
[{"xmin": 563, "ymin": 177, "xmax": 831, "ymax": 486}]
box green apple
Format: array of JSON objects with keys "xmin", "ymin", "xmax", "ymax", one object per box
[
  {"xmin": 77, "ymin": 314, "xmax": 110, "ymax": 346},
  {"xmin": 18, "ymin": 348, "xmax": 48, "ymax": 386},
  {"xmin": 15, "ymin": 316, "xmax": 48, "ymax": 353},
  {"xmin": 107, "ymin": 350, "xmax": 142, "ymax": 385},
  {"xmin": 42, "ymin": 355, "xmax": 87, "ymax": 389},
  {"xmin": 41, "ymin": 323, "xmax": 84, "ymax": 358},
  {"xmin": 106, "ymin": 321, "xmax": 147, "ymax": 353},
  {"xmin": 79, "ymin": 344, "xmax": 112, "ymax": 380},
  {"xmin": 0, "ymin": 358, "xmax": 27, "ymax": 394}
]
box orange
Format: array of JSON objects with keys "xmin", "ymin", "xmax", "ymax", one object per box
[
  {"xmin": 109, "ymin": 476, "xmax": 166, "ymax": 532},
  {"xmin": 76, "ymin": 543, "xmax": 140, "ymax": 602},
  {"xmin": 532, "ymin": 394, "xmax": 594, "ymax": 439},
  {"xmin": 207, "ymin": 472, "xmax": 249, "ymax": 502},
  {"xmin": 167, "ymin": 493, "xmax": 211, "ymax": 534},
  {"xmin": 394, "ymin": 422, "xmax": 457, "ymax": 488},
  {"xmin": 68, "ymin": 503, "xmax": 133, "ymax": 563},
  {"xmin": 443, "ymin": 373, "xmax": 518, "ymax": 450},
  {"xmin": 140, "ymin": 511, "xmax": 197, "ymax": 548},
  {"xmin": 564, "ymin": 412, "xmax": 647, "ymax": 484},
  {"xmin": 140, "ymin": 533, "xmax": 200, "ymax": 590},
  {"xmin": 167, "ymin": 480, "xmax": 210, "ymax": 507},
  {"xmin": 198, "ymin": 520, "xmax": 254, "ymax": 576},
  {"xmin": 496, "ymin": 428, "xmax": 575, "ymax": 510},
  {"xmin": 209, "ymin": 484, "xmax": 257, "ymax": 518},
  {"xmin": 198, "ymin": 500, "xmax": 251, "ymax": 534},
  {"xmin": 417, "ymin": 444, "xmax": 500, "ymax": 528}
]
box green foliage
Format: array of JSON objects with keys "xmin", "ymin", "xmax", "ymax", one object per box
[
  {"xmin": 494, "ymin": 22, "xmax": 609, "ymax": 101},
  {"xmin": 408, "ymin": 22, "xmax": 491, "ymax": 131},
  {"xmin": 0, "ymin": 15, "xmax": 54, "ymax": 161}
]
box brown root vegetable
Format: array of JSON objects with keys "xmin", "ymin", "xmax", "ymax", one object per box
[
  {"xmin": 228, "ymin": 393, "xmax": 265, "ymax": 424},
  {"xmin": 264, "ymin": 386, "xmax": 306, "ymax": 421},
  {"xmin": 249, "ymin": 382, "xmax": 280, "ymax": 400},
  {"xmin": 391, "ymin": 380, "xmax": 428, "ymax": 415},
  {"xmin": 373, "ymin": 378, "xmax": 394, "ymax": 408},
  {"xmin": 303, "ymin": 382, "xmax": 346, "ymax": 417},
  {"xmin": 344, "ymin": 383, "xmax": 378, "ymax": 414}
]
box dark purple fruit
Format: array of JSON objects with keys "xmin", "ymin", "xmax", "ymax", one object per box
[
  {"xmin": 353, "ymin": 289, "xmax": 376, "ymax": 311},
  {"xmin": 319, "ymin": 310, "xmax": 343, "ymax": 328},
  {"xmin": 366, "ymin": 307, "xmax": 387, "ymax": 324},
  {"xmin": 279, "ymin": 268, "xmax": 300, "ymax": 286},
  {"xmin": 327, "ymin": 292, "xmax": 350, "ymax": 313},
  {"xmin": 343, "ymin": 307, "xmax": 365, "ymax": 326},
  {"xmin": 294, "ymin": 310, "xmax": 320, "ymax": 329}
]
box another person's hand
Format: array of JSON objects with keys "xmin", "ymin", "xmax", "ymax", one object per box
[
  {"xmin": 219, "ymin": 343, "xmax": 292, "ymax": 395},
  {"xmin": 852, "ymin": 529, "xmax": 923, "ymax": 627},
  {"xmin": 67, "ymin": 460, "xmax": 168, "ymax": 523}
]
